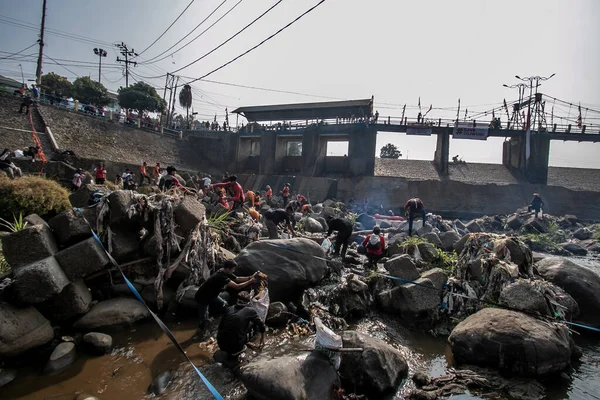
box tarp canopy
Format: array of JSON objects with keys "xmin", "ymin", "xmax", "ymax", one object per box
[{"xmin": 232, "ymin": 98, "xmax": 373, "ymax": 122}]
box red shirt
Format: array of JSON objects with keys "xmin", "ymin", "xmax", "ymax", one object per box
[
  {"xmin": 362, "ymin": 234, "xmax": 385, "ymax": 256},
  {"xmin": 94, "ymin": 167, "xmax": 106, "ymax": 179},
  {"xmin": 213, "ymin": 181, "xmax": 244, "ymax": 203},
  {"xmin": 218, "ymin": 196, "xmax": 230, "ymax": 210}
]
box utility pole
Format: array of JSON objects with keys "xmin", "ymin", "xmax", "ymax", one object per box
[
  {"xmin": 35, "ymin": 0, "xmax": 47, "ymax": 86},
  {"xmin": 116, "ymin": 42, "xmax": 137, "ymax": 87},
  {"xmin": 93, "ymin": 48, "xmax": 107, "ymax": 83},
  {"xmin": 169, "ymin": 76, "xmax": 180, "ymax": 128}
]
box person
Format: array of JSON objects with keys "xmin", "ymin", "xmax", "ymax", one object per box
[
  {"xmin": 528, "ymin": 193, "xmax": 544, "ymax": 218},
  {"xmin": 121, "ymin": 169, "xmax": 133, "ymax": 190},
  {"xmin": 217, "ymin": 188, "xmax": 230, "ymax": 210},
  {"xmin": 23, "ymin": 146, "xmax": 39, "ymax": 160},
  {"xmin": 246, "ymin": 190, "xmax": 261, "ymax": 208},
  {"xmin": 361, "ymin": 226, "xmax": 386, "ymax": 267},
  {"xmin": 0, "ymin": 149, "xmax": 22, "ymax": 179},
  {"xmin": 158, "ymin": 166, "xmax": 192, "ymax": 193},
  {"xmin": 417, "ymin": 112, "xmax": 422, "ymax": 124},
  {"xmin": 114, "ymin": 174, "xmax": 123, "ymax": 187},
  {"xmin": 72, "ymin": 168, "xmax": 84, "ymax": 191},
  {"xmin": 216, "ymin": 292, "xmax": 265, "ymax": 365},
  {"xmin": 31, "ymin": 84, "xmax": 39, "ymax": 100},
  {"xmin": 19, "ymin": 95, "xmax": 32, "ymax": 115},
  {"xmin": 265, "ymin": 185, "xmax": 273, "ymax": 205},
  {"xmin": 404, "ymin": 197, "xmax": 426, "ymax": 236},
  {"xmin": 301, "ymin": 203, "xmax": 312, "ymax": 214},
  {"xmin": 282, "ymin": 183, "xmax": 290, "ymax": 206},
  {"xmin": 93, "ymin": 163, "xmax": 107, "ymax": 184},
  {"xmin": 202, "ymin": 175, "xmax": 212, "ymax": 192},
  {"xmin": 152, "ymin": 162, "xmax": 161, "ymax": 184},
  {"xmin": 212, "ymin": 175, "xmax": 244, "ymax": 210},
  {"xmin": 263, "ymin": 208, "xmax": 295, "ymax": 239},
  {"xmin": 139, "ymin": 162, "xmax": 152, "ymax": 186},
  {"xmin": 248, "ymin": 207, "xmax": 260, "ymax": 222},
  {"xmin": 326, "ymin": 217, "xmax": 354, "ymax": 259},
  {"xmin": 194, "ymin": 260, "xmax": 257, "ymax": 330},
  {"xmin": 297, "ymin": 194, "xmax": 308, "ymax": 206},
  {"xmin": 374, "ymin": 110, "xmax": 379, "ymax": 123}
]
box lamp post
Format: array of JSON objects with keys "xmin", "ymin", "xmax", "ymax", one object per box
[
  {"xmin": 93, "ymin": 48, "xmax": 107, "ymax": 83},
  {"xmin": 515, "ymin": 74, "xmax": 555, "ymax": 132}
]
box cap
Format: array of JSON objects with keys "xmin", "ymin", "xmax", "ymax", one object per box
[{"xmin": 266, "ymin": 185, "xmax": 271, "ymax": 189}]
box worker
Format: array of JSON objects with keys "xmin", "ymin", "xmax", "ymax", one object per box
[
  {"xmin": 213, "ymin": 175, "xmax": 245, "ymax": 210},
  {"xmin": 282, "ymin": 183, "xmax": 290, "ymax": 206},
  {"xmin": 194, "ymin": 260, "xmax": 257, "ymax": 331},
  {"xmin": 152, "ymin": 162, "xmax": 161, "ymax": 184},
  {"xmin": 248, "ymin": 207, "xmax": 260, "ymax": 222},
  {"xmin": 326, "ymin": 217, "xmax": 354, "ymax": 259},
  {"xmin": 264, "ymin": 208, "xmax": 295, "ymax": 239},
  {"xmin": 361, "ymin": 226, "xmax": 386, "ymax": 268},
  {"xmin": 158, "ymin": 166, "xmax": 192, "ymax": 193},
  {"xmin": 0, "ymin": 149, "xmax": 23, "ymax": 179},
  {"xmin": 297, "ymin": 194, "xmax": 308, "ymax": 205},
  {"xmin": 265, "ymin": 185, "xmax": 273, "ymax": 205},
  {"xmin": 139, "ymin": 161, "xmax": 152, "ymax": 186},
  {"xmin": 217, "ymin": 188, "xmax": 230, "ymax": 210},
  {"xmin": 246, "ymin": 190, "xmax": 261, "ymax": 208},
  {"xmin": 404, "ymin": 197, "xmax": 426, "ymax": 236},
  {"xmin": 528, "ymin": 193, "xmax": 544, "ymax": 218}
]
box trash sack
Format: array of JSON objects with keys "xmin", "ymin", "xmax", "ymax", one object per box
[
  {"xmin": 280, "ymin": 230, "xmax": 290, "ymax": 240},
  {"xmin": 321, "ymin": 237, "xmax": 334, "ymax": 256},
  {"xmin": 314, "ymin": 317, "xmax": 342, "ymax": 370},
  {"xmin": 250, "ymin": 288, "xmax": 270, "ymax": 323}
]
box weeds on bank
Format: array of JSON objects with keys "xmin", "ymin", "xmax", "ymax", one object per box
[
  {"xmin": 519, "ymin": 233, "xmax": 560, "ymax": 252},
  {"xmin": 432, "ymin": 249, "xmax": 458, "ymax": 274},
  {"xmin": 0, "ymin": 175, "xmax": 70, "ymax": 221},
  {"xmin": 207, "ymin": 209, "xmax": 231, "ymax": 231},
  {"xmin": 400, "ymin": 236, "xmax": 427, "ymax": 248},
  {"xmin": 0, "ymin": 213, "xmax": 28, "ymax": 232}
]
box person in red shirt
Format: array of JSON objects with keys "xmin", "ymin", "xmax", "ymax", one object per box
[
  {"xmin": 281, "ymin": 183, "xmax": 290, "ymax": 206},
  {"xmin": 217, "ymin": 188, "xmax": 230, "ymax": 210},
  {"xmin": 361, "ymin": 226, "xmax": 385, "ymax": 268},
  {"xmin": 93, "ymin": 163, "xmax": 107, "ymax": 184},
  {"xmin": 213, "ymin": 175, "xmax": 245, "ymax": 210},
  {"xmin": 404, "ymin": 197, "xmax": 426, "ymax": 236}
]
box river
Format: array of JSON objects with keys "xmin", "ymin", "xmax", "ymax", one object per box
[{"xmin": 1, "ymin": 257, "xmax": 599, "ymax": 400}]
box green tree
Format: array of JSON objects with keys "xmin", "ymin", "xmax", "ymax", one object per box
[
  {"xmin": 71, "ymin": 76, "xmax": 111, "ymax": 106},
  {"xmin": 40, "ymin": 72, "xmax": 71, "ymax": 97},
  {"xmin": 380, "ymin": 143, "xmax": 402, "ymax": 159},
  {"xmin": 178, "ymin": 84, "xmax": 192, "ymax": 129},
  {"xmin": 118, "ymin": 81, "xmax": 166, "ymax": 116}
]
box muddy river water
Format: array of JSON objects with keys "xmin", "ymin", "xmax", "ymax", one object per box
[{"xmin": 1, "ymin": 257, "xmax": 599, "ymax": 400}]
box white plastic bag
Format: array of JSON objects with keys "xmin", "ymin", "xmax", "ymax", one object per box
[
  {"xmin": 321, "ymin": 237, "xmax": 334, "ymax": 256},
  {"xmin": 314, "ymin": 317, "xmax": 342, "ymax": 369},
  {"xmin": 250, "ymin": 289, "xmax": 270, "ymax": 323}
]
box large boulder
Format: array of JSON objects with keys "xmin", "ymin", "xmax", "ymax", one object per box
[
  {"xmin": 523, "ymin": 216, "xmax": 549, "ymax": 234},
  {"xmin": 465, "ymin": 220, "xmax": 483, "ymax": 233},
  {"xmin": 331, "ymin": 275, "xmax": 372, "ymax": 318},
  {"xmin": 24, "ymin": 213, "xmax": 48, "ymax": 228},
  {"xmin": 109, "ymin": 228, "xmax": 140, "ymax": 263},
  {"xmin": 448, "ymin": 308, "xmax": 573, "ymax": 376},
  {"xmin": 234, "ymin": 238, "xmax": 327, "ymax": 303},
  {"xmin": 12, "ymin": 257, "xmax": 70, "ymax": 304},
  {"xmin": 536, "ymin": 257, "xmax": 600, "ymax": 326},
  {"xmin": 505, "ymin": 214, "xmax": 523, "ymax": 230},
  {"xmin": 320, "ymin": 206, "xmax": 336, "ymax": 220},
  {"xmin": 40, "ymin": 281, "xmax": 92, "ymax": 321},
  {"xmin": 48, "ymin": 209, "xmax": 91, "ymax": 247},
  {"xmin": 378, "ymin": 278, "xmax": 440, "ymax": 319},
  {"xmin": 69, "ymin": 184, "xmax": 110, "ymax": 208},
  {"xmin": 82, "ymin": 332, "xmax": 113, "ymax": 354},
  {"xmin": 499, "ymin": 280, "xmax": 579, "ymax": 320},
  {"xmin": 108, "ymin": 190, "xmax": 137, "ymax": 226},
  {"xmin": 340, "ymin": 331, "xmax": 408, "ymax": 398},
  {"xmin": 1, "ymin": 224, "xmax": 58, "ymax": 269},
  {"xmin": 0, "ymin": 302, "xmax": 54, "ymax": 358},
  {"xmin": 421, "ymin": 232, "xmax": 442, "ymax": 248},
  {"xmin": 453, "ymin": 233, "xmax": 471, "ymax": 255},
  {"xmin": 439, "ymin": 231, "xmax": 461, "ymax": 252},
  {"xmin": 384, "ymin": 255, "xmax": 419, "ymax": 282},
  {"xmin": 73, "ymin": 298, "xmax": 149, "ymax": 330},
  {"xmin": 356, "ymin": 213, "xmax": 376, "ymax": 230},
  {"xmin": 417, "ymin": 242, "xmax": 438, "ymax": 263},
  {"xmin": 561, "ymin": 242, "xmax": 587, "ymax": 256},
  {"xmin": 302, "ymin": 217, "xmax": 324, "ymax": 233},
  {"xmin": 420, "ymin": 268, "xmax": 448, "ymax": 291},
  {"xmin": 174, "ymin": 196, "xmax": 206, "ymax": 232},
  {"xmin": 240, "ymin": 352, "xmax": 340, "ymax": 400},
  {"xmin": 387, "ymin": 233, "xmax": 408, "ymax": 257},
  {"xmin": 55, "ymin": 237, "xmax": 110, "ymax": 281},
  {"xmin": 44, "ymin": 342, "xmax": 76, "ymax": 373},
  {"xmin": 572, "ymin": 228, "xmax": 592, "ymax": 240}
]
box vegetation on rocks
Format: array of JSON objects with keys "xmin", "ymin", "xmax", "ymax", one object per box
[
  {"xmin": 0, "ymin": 175, "xmax": 71, "ymax": 221},
  {"xmin": 431, "ymin": 248, "xmax": 458, "ymax": 274}
]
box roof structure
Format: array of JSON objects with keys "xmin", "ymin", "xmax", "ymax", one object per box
[
  {"xmin": 0, "ymin": 75, "xmax": 22, "ymax": 88},
  {"xmin": 232, "ymin": 98, "xmax": 373, "ymax": 122}
]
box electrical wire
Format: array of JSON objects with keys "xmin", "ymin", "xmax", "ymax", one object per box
[
  {"xmin": 44, "ymin": 55, "xmax": 80, "ymax": 78},
  {"xmin": 138, "ymin": 0, "xmax": 196, "ymax": 56},
  {"xmin": 0, "ymin": 43, "xmax": 38, "ymax": 60}
]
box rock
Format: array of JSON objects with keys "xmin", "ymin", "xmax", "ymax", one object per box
[
  {"xmin": 439, "ymin": 231, "xmax": 461, "ymax": 252},
  {"xmin": 141, "ymin": 284, "xmax": 175, "ymax": 309},
  {"xmin": 149, "ymin": 371, "xmax": 174, "ymax": 395},
  {"xmin": 465, "ymin": 220, "xmax": 483, "ymax": 233},
  {"xmin": 108, "ymin": 190, "xmax": 136, "ymax": 226},
  {"xmin": 48, "ymin": 209, "xmax": 91, "ymax": 247},
  {"xmin": 532, "ymin": 251, "xmax": 547, "ymax": 262},
  {"xmin": 111, "ymin": 282, "xmax": 144, "ymax": 298},
  {"xmin": 378, "ymin": 278, "xmax": 440, "ymax": 318},
  {"xmin": 387, "ymin": 233, "xmax": 408, "ymax": 257},
  {"xmin": 83, "ymin": 332, "xmax": 113, "ymax": 354},
  {"xmin": 1, "ymin": 224, "xmax": 58, "ymax": 269},
  {"xmin": 0, "ymin": 368, "xmax": 17, "ymax": 389},
  {"xmin": 333, "ymin": 275, "xmax": 371, "ymax": 318},
  {"xmin": 41, "ymin": 280, "xmax": 92, "ymax": 321},
  {"xmin": 356, "ymin": 213, "xmax": 376, "ymax": 230},
  {"xmin": 572, "ymin": 228, "xmax": 592, "ymax": 240},
  {"xmin": 448, "ymin": 308, "xmax": 573, "ymax": 376},
  {"xmin": 73, "ymin": 298, "xmax": 149, "ymax": 330},
  {"xmin": 417, "ymin": 242, "xmax": 438, "ymax": 263},
  {"xmin": 55, "ymin": 237, "xmax": 110, "ymax": 281},
  {"xmin": 523, "ymin": 216, "xmax": 549, "ymax": 234},
  {"xmin": 302, "ymin": 217, "xmax": 324, "ymax": 233},
  {"xmin": 320, "ymin": 206, "xmax": 336, "ymax": 220},
  {"xmin": 412, "ymin": 372, "xmax": 430, "ymax": 388},
  {"xmin": 561, "ymin": 242, "xmax": 587, "ymax": 256},
  {"xmin": 266, "ymin": 302, "xmax": 289, "ymax": 326},
  {"xmin": 234, "ymin": 238, "xmax": 327, "ymax": 303},
  {"xmin": 240, "ymin": 352, "xmax": 339, "ymax": 400},
  {"xmin": 564, "ymin": 214, "xmax": 578, "ymax": 225},
  {"xmin": 422, "ymin": 232, "xmax": 442, "ymax": 247},
  {"xmin": 536, "ymin": 257, "xmax": 600, "ymax": 326},
  {"xmin": 505, "ymin": 214, "xmax": 523, "ymax": 230},
  {"xmin": 322, "ymin": 199, "xmax": 335, "ymax": 207},
  {"xmin": 0, "ymin": 302, "xmax": 54, "ymax": 358},
  {"xmin": 588, "ymin": 242, "xmax": 600, "ymax": 253},
  {"xmin": 453, "ymin": 234, "xmax": 471, "ymax": 255},
  {"xmin": 69, "ymin": 184, "xmax": 110, "ymax": 208},
  {"xmin": 44, "ymin": 342, "xmax": 76, "ymax": 373},
  {"xmin": 499, "ymin": 280, "xmax": 550, "ymax": 316},
  {"xmin": 417, "ymin": 223, "xmax": 434, "ymax": 236},
  {"xmin": 384, "ymin": 255, "xmax": 420, "ymax": 282},
  {"xmin": 340, "ymin": 331, "xmax": 408, "ymax": 398},
  {"xmin": 315, "ymin": 217, "xmax": 328, "ymax": 231},
  {"xmin": 109, "ymin": 228, "xmax": 140, "ymax": 263},
  {"xmin": 174, "ymin": 196, "xmax": 206, "ymax": 232},
  {"xmin": 12, "ymin": 256, "xmax": 70, "ymax": 304},
  {"xmin": 24, "ymin": 213, "xmax": 48, "ymax": 228},
  {"xmin": 312, "ymin": 203, "xmax": 323, "ymax": 214},
  {"xmin": 420, "ymin": 268, "xmax": 448, "ymax": 290}
]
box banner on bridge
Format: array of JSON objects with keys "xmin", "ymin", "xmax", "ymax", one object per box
[
  {"xmin": 453, "ymin": 123, "xmax": 489, "ymax": 140},
  {"xmin": 406, "ymin": 126, "xmax": 432, "ymax": 136}
]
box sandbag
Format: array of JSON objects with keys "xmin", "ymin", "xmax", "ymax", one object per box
[{"xmin": 250, "ymin": 289, "xmax": 270, "ymax": 323}]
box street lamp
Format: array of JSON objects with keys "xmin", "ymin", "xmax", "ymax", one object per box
[
  {"xmin": 93, "ymin": 48, "xmax": 107, "ymax": 83},
  {"xmin": 514, "ymin": 73, "xmax": 556, "ymax": 130}
]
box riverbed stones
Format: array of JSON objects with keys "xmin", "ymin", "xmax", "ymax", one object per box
[
  {"xmin": 41, "ymin": 281, "xmax": 92, "ymax": 321},
  {"xmin": 340, "ymin": 331, "xmax": 408, "ymax": 398},
  {"xmin": 108, "ymin": 190, "xmax": 136, "ymax": 226},
  {"xmin": 24, "ymin": 213, "xmax": 48, "ymax": 228},
  {"xmin": 234, "ymin": 238, "xmax": 327, "ymax": 303},
  {"xmin": 384, "ymin": 255, "xmax": 420, "ymax": 282},
  {"xmin": 12, "ymin": 256, "xmax": 70, "ymax": 304},
  {"xmin": 536, "ymin": 257, "xmax": 600, "ymax": 326},
  {"xmin": 378, "ymin": 278, "xmax": 440, "ymax": 319},
  {"xmin": 448, "ymin": 308, "xmax": 573, "ymax": 376},
  {"xmin": 523, "ymin": 216, "xmax": 549, "ymax": 233},
  {"xmin": 109, "ymin": 227, "xmax": 140, "ymax": 263},
  {"xmin": 417, "ymin": 242, "xmax": 438, "ymax": 262},
  {"xmin": 572, "ymin": 227, "xmax": 592, "ymax": 240},
  {"xmin": 73, "ymin": 298, "xmax": 149, "ymax": 330},
  {"xmin": 55, "ymin": 237, "xmax": 110, "ymax": 281},
  {"xmin": 0, "ymin": 368, "xmax": 17, "ymax": 389},
  {"xmin": 420, "ymin": 268, "xmax": 448, "ymax": 291},
  {"xmin": 0, "ymin": 302, "xmax": 54, "ymax": 358},
  {"xmin": 422, "ymin": 232, "xmax": 442, "ymax": 247},
  {"xmin": 48, "ymin": 209, "xmax": 91, "ymax": 246},
  {"xmin": 561, "ymin": 242, "xmax": 587, "ymax": 256},
  {"xmin": 82, "ymin": 332, "xmax": 113, "ymax": 354},
  {"xmin": 302, "ymin": 217, "xmax": 324, "ymax": 233},
  {"xmin": 505, "ymin": 214, "xmax": 523, "ymax": 230},
  {"xmin": 465, "ymin": 220, "xmax": 483, "ymax": 233},
  {"xmin": 453, "ymin": 234, "xmax": 471, "ymax": 255},
  {"xmin": 148, "ymin": 370, "xmax": 174, "ymax": 395},
  {"xmin": 439, "ymin": 231, "xmax": 461, "ymax": 252},
  {"xmin": 1, "ymin": 224, "xmax": 58, "ymax": 269},
  {"xmin": 498, "ymin": 280, "xmax": 550, "ymax": 316},
  {"xmin": 44, "ymin": 342, "xmax": 76, "ymax": 373},
  {"xmin": 357, "ymin": 213, "xmax": 376, "ymax": 230},
  {"xmin": 265, "ymin": 302, "xmax": 289, "ymax": 326},
  {"xmin": 240, "ymin": 352, "xmax": 340, "ymax": 400},
  {"xmin": 174, "ymin": 196, "xmax": 206, "ymax": 233}
]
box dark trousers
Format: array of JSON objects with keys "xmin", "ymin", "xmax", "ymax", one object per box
[
  {"xmin": 408, "ymin": 210, "xmax": 426, "ymax": 236},
  {"xmin": 528, "ymin": 205, "xmax": 542, "ymax": 218},
  {"xmin": 283, "ymin": 196, "xmax": 289, "ymax": 206},
  {"xmin": 197, "ymin": 296, "xmax": 228, "ymax": 328},
  {"xmin": 19, "ymin": 103, "xmax": 29, "ymax": 114},
  {"xmin": 139, "ymin": 173, "xmax": 152, "ymax": 186},
  {"xmin": 334, "ymin": 234, "xmax": 350, "ymax": 258},
  {"xmin": 266, "ymin": 219, "xmax": 279, "ymax": 239}
]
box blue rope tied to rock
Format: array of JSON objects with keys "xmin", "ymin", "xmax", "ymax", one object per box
[{"xmin": 76, "ymin": 208, "xmax": 224, "ymax": 400}]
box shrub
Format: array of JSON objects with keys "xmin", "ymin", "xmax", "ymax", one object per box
[{"xmin": 0, "ymin": 175, "xmax": 71, "ymax": 221}]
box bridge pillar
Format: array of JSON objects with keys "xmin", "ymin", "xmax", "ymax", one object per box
[
  {"xmin": 433, "ymin": 129, "xmax": 450, "ymax": 176},
  {"xmin": 258, "ymin": 130, "xmax": 278, "ymax": 175},
  {"xmin": 302, "ymin": 127, "xmax": 326, "ymax": 176},
  {"xmin": 502, "ymin": 134, "xmax": 550, "ymax": 184},
  {"xmin": 348, "ymin": 125, "xmax": 377, "ymax": 176}
]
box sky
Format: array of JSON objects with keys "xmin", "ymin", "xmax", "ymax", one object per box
[{"xmin": 0, "ymin": 0, "xmax": 599, "ymax": 167}]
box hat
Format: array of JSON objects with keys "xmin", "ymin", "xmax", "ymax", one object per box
[
  {"xmin": 285, "ymin": 183, "xmax": 290, "ymax": 186},
  {"xmin": 533, "ymin": 193, "xmax": 540, "ymax": 196},
  {"xmin": 373, "ymin": 226, "xmax": 381, "ymax": 234},
  {"xmin": 266, "ymin": 185, "xmax": 271, "ymax": 189}
]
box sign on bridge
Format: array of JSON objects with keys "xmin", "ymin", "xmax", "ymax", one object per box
[
  {"xmin": 453, "ymin": 123, "xmax": 489, "ymax": 140},
  {"xmin": 406, "ymin": 126, "xmax": 433, "ymax": 136}
]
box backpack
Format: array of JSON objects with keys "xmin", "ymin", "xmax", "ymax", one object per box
[{"xmin": 366, "ymin": 234, "xmax": 382, "ymax": 250}]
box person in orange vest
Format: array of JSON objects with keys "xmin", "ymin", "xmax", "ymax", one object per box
[
  {"xmin": 265, "ymin": 185, "xmax": 273, "ymax": 205},
  {"xmin": 245, "ymin": 190, "xmax": 261, "ymax": 208},
  {"xmin": 217, "ymin": 188, "xmax": 230, "ymax": 210},
  {"xmin": 282, "ymin": 183, "xmax": 290, "ymax": 206},
  {"xmin": 139, "ymin": 161, "xmax": 152, "ymax": 186},
  {"xmin": 152, "ymin": 162, "xmax": 161, "ymax": 184}
]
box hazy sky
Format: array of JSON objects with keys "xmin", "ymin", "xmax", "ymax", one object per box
[{"xmin": 0, "ymin": 0, "xmax": 599, "ymax": 167}]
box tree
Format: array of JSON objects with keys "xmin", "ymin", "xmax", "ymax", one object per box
[
  {"xmin": 40, "ymin": 72, "xmax": 71, "ymax": 97},
  {"xmin": 118, "ymin": 81, "xmax": 166, "ymax": 116},
  {"xmin": 380, "ymin": 143, "xmax": 402, "ymax": 159},
  {"xmin": 287, "ymin": 141, "xmax": 302, "ymax": 156},
  {"xmin": 178, "ymin": 84, "xmax": 192, "ymax": 129},
  {"xmin": 71, "ymin": 77, "xmax": 111, "ymax": 107}
]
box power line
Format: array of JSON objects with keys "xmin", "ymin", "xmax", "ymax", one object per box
[
  {"xmin": 138, "ymin": 0, "xmax": 196, "ymax": 56},
  {"xmin": 0, "ymin": 43, "xmax": 38, "ymax": 60},
  {"xmin": 45, "ymin": 54, "xmax": 79, "ymax": 78}
]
